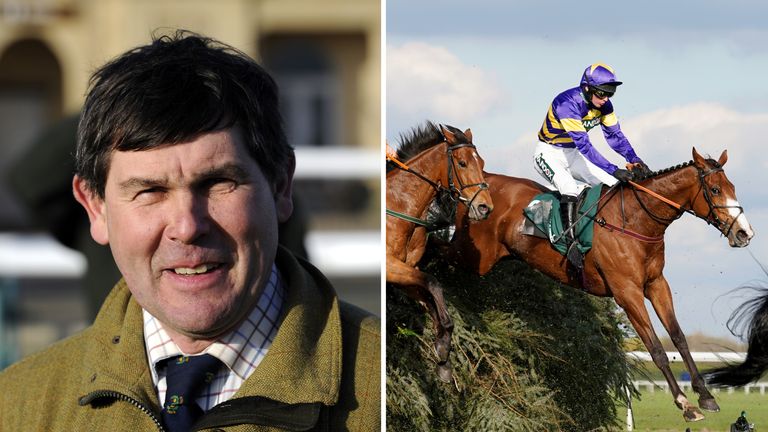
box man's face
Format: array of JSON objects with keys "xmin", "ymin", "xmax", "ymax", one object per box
[{"xmin": 74, "ymin": 127, "xmax": 293, "ymax": 340}]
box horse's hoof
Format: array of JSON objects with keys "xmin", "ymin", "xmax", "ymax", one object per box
[
  {"xmin": 683, "ymin": 406, "xmax": 705, "ymax": 422},
  {"xmin": 434, "ymin": 344, "xmax": 450, "ymax": 363},
  {"xmin": 436, "ymin": 362, "xmax": 453, "ymax": 384},
  {"xmin": 698, "ymin": 397, "xmax": 720, "ymax": 412}
]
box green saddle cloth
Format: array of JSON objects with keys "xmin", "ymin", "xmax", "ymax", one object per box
[{"xmin": 523, "ymin": 185, "xmax": 603, "ymax": 256}]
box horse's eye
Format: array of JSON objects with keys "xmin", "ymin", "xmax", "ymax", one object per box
[
  {"xmin": 458, "ymin": 160, "xmax": 467, "ymax": 168},
  {"xmin": 711, "ymin": 185, "xmax": 721, "ymax": 195}
]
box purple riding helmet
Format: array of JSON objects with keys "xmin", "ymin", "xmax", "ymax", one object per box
[{"xmin": 580, "ymin": 63, "xmax": 622, "ymax": 95}]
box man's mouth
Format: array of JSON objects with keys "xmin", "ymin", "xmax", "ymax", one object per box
[{"xmin": 172, "ymin": 263, "xmax": 222, "ymax": 275}]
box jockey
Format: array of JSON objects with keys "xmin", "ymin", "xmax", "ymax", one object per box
[{"xmin": 534, "ymin": 63, "xmax": 649, "ymax": 268}]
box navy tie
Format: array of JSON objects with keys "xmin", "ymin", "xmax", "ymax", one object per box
[{"xmin": 161, "ymin": 354, "xmax": 222, "ymax": 432}]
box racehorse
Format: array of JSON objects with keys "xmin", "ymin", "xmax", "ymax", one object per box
[
  {"xmin": 448, "ymin": 148, "xmax": 754, "ymax": 421},
  {"xmin": 705, "ymin": 284, "xmax": 768, "ymax": 387},
  {"xmin": 387, "ymin": 121, "xmax": 493, "ymax": 382}
]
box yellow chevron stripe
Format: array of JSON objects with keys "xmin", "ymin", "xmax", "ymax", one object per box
[
  {"xmin": 546, "ymin": 106, "xmax": 561, "ymax": 129},
  {"xmin": 602, "ymin": 112, "xmax": 618, "ymax": 127},
  {"xmin": 560, "ymin": 117, "xmax": 586, "ymax": 132},
  {"xmin": 591, "ymin": 62, "xmax": 614, "ymax": 74}
]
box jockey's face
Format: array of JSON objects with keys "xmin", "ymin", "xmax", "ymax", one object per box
[{"xmin": 590, "ymin": 92, "xmax": 609, "ymax": 108}]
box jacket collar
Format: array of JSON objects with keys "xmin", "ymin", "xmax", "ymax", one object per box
[
  {"xmin": 232, "ymin": 247, "xmax": 343, "ymax": 405},
  {"xmin": 78, "ymin": 247, "xmax": 342, "ymax": 415}
]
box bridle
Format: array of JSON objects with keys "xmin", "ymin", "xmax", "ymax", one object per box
[
  {"xmin": 693, "ymin": 165, "xmax": 744, "ymax": 238},
  {"xmin": 386, "ymin": 140, "xmax": 489, "ymax": 228},
  {"xmin": 446, "ymin": 142, "xmax": 489, "ymax": 210}
]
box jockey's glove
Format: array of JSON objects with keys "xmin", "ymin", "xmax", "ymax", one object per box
[{"xmin": 613, "ymin": 168, "xmax": 634, "ymax": 182}]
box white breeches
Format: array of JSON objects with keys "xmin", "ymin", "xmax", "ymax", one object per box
[{"xmin": 533, "ymin": 142, "xmax": 617, "ymax": 198}]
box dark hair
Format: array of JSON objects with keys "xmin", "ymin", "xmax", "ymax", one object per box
[{"xmin": 76, "ymin": 30, "xmax": 292, "ymax": 197}]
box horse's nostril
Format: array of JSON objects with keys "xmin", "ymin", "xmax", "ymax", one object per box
[
  {"xmin": 478, "ymin": 204, "xmax": 489, "ymax": 214},
  {"xmin": 736, "ymin": 230, "xmax": 749, "ymax": 242}
]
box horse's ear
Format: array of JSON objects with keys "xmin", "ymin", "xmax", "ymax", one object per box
[
  {"xmin": 441, "ymin": 125, "xmax": 456, "ymax": 143},
  {"xmin": 717, "ymin": 149, "xmax": 728, "ymax": 166},
  {"xmin": 464, "ymin": 128, "xmax": 473, "ymax": 142},
  {"xmin": 692, "ymin": 147, "xmax": 706, "ymax": 167}
]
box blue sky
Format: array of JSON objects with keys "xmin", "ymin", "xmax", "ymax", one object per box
[{"xmin": 387, "ymin": 1, "xmax": 768, "ymax": 343}]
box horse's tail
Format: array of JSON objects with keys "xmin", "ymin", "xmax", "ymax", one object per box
[{"xmin": 705, "ymin": 286, "xmax": 768, "ymax": 387}]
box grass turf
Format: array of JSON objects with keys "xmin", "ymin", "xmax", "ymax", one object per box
[{"xmin": 620, "ymin": 389, "xmax": 767, "ymax": 431}]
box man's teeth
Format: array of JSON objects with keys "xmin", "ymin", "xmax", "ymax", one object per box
[{"xmin": 174, "ymin": 264, "xmax": 216, "ymax": 275}]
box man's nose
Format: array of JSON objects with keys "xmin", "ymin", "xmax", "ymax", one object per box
[{"xmin": 165, "ymin": 192, "xmax": 210, "ymax": 244}]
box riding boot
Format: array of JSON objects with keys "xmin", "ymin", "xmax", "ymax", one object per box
[{"xmin": 560, "ymin": 196, "xmax": 584, "ymax": 270}]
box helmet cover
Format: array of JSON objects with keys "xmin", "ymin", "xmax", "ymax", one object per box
[{"xmin": 580, "ymin": 63, "xmax": 623, "ymax": 93}]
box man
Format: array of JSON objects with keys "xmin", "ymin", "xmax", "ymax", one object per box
[
  {"xmin": 534, "ymin": 62, "xmax": 649, "ymax": 268},
  {"xmin": 0, "ymin": 31, "xmax": 380, "ymax": 431}
]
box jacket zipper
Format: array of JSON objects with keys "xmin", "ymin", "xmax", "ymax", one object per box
[{"xmin": 79, "ymin": 390, "xmax": 165, "ymax": 432}]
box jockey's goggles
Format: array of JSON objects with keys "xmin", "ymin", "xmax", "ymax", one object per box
[{"xmin": 592, "ymin": 88, "xmax": 614, "ymax": 100}]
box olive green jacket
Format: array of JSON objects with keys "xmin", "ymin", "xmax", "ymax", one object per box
[{"xmin": 0, "ymin": 248, "xmax": 380, "ymax": 431}]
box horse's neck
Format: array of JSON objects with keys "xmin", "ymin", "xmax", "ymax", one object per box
[
  {"xmin": 642, "ymin": 166, "xmax": 699, "ymax": 207},
  {"xmin": 388, "ymin": 144, "xmax": 447, "ymax": 216},
  {"xmin": 625, "ymin": 166, "xmax": 699, "ymax": 231}
]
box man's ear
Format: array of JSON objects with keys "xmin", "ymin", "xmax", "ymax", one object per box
[
  {"xmin": 273, "ymin": 154, "xmax": 295, "ymax": 224},
  {"xmin": 72, "ymin": 175, "xmax": 109, "ymax": 245}
]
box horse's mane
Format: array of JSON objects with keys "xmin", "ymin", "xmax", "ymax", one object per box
[
  {"xmin": 396, "ymin": 121, "xmax": 469, "ymax": 161},
  {"xmin": 634, "ymin": 157, "xmax": 722, "ymax": 181}
]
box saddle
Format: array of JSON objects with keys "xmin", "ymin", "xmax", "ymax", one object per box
[{"xmin": 522, "ymin": 185, "xmax": 603, "ymax": 256}]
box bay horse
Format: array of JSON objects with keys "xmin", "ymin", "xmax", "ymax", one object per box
[
  {"xmin": 387, "ymin": 122, "xmax": 493, "ymax": 382},
  {"xmin": 705, "ymin": 283, "xmax": 768, "ymax": 387},
  {"xmin": 449, "ymin": 148, "xmax": 754, "ymax": 421}
]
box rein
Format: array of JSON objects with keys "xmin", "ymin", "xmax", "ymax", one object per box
[
  {"xmin": 386, "ymin": 141, "xmax": 488, "ymax": 228},
  {"xmin": 385, "ymin": 208, "xmax": 431, "ymax": 227}
]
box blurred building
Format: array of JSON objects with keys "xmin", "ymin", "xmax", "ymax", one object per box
[{"xmin": 0, "ymin": 0, "xmax": 381, "ymax": 367}]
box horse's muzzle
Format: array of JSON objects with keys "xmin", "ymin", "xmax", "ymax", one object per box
[
  {"xmin": 730, "ymin": 229, "xmax": 753, "ymax": 247},
  {"xmin": 727, "ymin": 223, "xmax": 754, "ymax": 247},
  {"xmin": 476, "ymin": 204, "xmax": 493, "ymax": 220},
  {"xmin": 469, "ymin": 203, "xmax": 492, "ymax": 221}
]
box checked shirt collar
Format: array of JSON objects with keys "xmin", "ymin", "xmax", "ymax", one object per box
[{"xmin": 143, "ymin": 263, "xmax": 284, "ymax": 407}]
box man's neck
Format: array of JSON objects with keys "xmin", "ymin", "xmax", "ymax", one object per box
[{"xmin": 163, "ymin": 329, "xmax": 217, "ymax": 354}]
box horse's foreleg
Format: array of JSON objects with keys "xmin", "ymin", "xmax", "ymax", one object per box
[
  {"xmin": 425, "ymin": 276, "xmax": 454, "ymax": 382},
  {"xmin": 386, "ymin": 256, "xmax": 454, "ymax": 383},
  {"xmin": 614, "ymin": 290, "xmax": 705, "ymax": 422},
  {"xmin": 646, "ymin": 276, "xmax": 720, "ymax": 412}
]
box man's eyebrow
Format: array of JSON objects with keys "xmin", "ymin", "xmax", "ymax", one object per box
[
  {"xmin": 196, "ymin": 163, "xmax": 250, "ymax": 182},
  {"xmin": 118, "ymin": 176, "xmax": 169, "ymax": 191}
]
